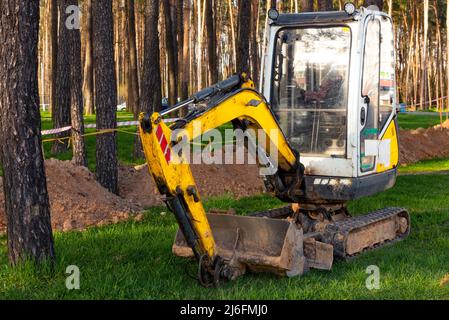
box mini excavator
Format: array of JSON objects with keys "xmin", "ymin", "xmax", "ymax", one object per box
[{"xmin": 138, "ymin": 4, "xmax": 410, "ymax": 287}]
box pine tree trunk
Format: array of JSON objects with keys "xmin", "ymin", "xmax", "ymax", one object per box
[
  {"xmin": 162, "ymin": 0, "xmax": 177, "ymax": 105},
  {"xmin": 140, "ymin": 1, "xmax": 146, "ymax": 79},
  {"xmin": 92, "ymin": 0, "xmax": 118, "ymax": 194},
  {"xmin": 420, "ymin": 0, "xmax": 428, "ymax": 110},
  {"xmin": 190, "ymin": 2, "xmax": 196, "ymax": 91},
  {"xmin": 128, "ymin": 0, "xmax": 144, "ymax": 159},
  {"xmin": 205, "ymin": 0, "xmax": 217, "ymax": 85},
  {"xmin": 121, "ymin": 4, "xmax": 128, "ymax": 105},
  {"xmin": 50, "ymin": 0, "xmax": 58, "ymax": 114},
  {"xmin": 82, "ymin": 0, "xmax": 95, "ymax": 115},
  {"xmin": 52, "ymin": 0, "xmax": 72, "ymax": 154},
  {"xmin": 181, "ymin": 0, "xmax": 190, "ymax": 100},
  {"xmin": 198, "ymin": 0, "xmax": 204, "ymax": 88},
  {"xmin": 114, "ymin": 2, "xmax": 121, "ymax": 103},
  {"xmin": 301, "ymin": 0, "xmax": 314, "ymax": 12},
  {"xmin": 69, "ymin": 0, "xmax": 87, "ymax": 167},
  {"xmin": 227, "ymin": 0, "xmax": 237, "ymax": 72},
  {"xmin": 41, "ymin": 2, "xmax": 49, "ymax": 107},
  {"xmin": 435, "ymin": 0, "xmax": 443, "ymax": 118},
  {"xmin": 236, "ymin": 0, "xmax": 251, "ymax": 74},
  {"xmin": 140, "ymin": 0, "xmax": 162, "ymax": 114},
  {"xmin": 447, "ymin": 0, "xmax": 449, "ymax": 119},
  {"xmin": 170, "ymin": 0, "xmax": 179, "ymax": 91},
  {"xmin": 0, "ymin": 0, "xmax": 55, "ymax": 265},
  {"xmin": 215, "ymin": 0, "xmax": 223, "ymax": 78},
  {"xmin": 127, "ymin": 0, "xmax": 140, "ymax": 115},
  {"xmin": 317, "ymin": 0, "xmax": 333, "ymax": 11},
  {"xmin": 250, "ymin": 0, "xmax": 260, "ymax": 84},
  {"xmin": 177, "ymin": 0, "xmax": 185, "ymax": 99}
]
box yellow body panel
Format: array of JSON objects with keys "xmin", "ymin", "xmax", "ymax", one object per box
[
  {"xmin": 138, "ymin": 85, "xmax": 298, "ymax": 261},
  {"xmin": 177, "ymin": 90, "xmax": 298, "ymax": 171},
  {"xmin": 139, "ymin": 113, "xmax": 216, "ymax": 258},
  {"xmin": 376, "ymin": 119, "xmax": 399, "ymax": 173}
]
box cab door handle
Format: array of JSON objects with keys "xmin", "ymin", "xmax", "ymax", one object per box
[
  {"xmin": 360, "ymin": 95, "xmax": 370, "ymax": 127},
  {"xmin": 360, "ymin": 106, "xmax": 366, "ymax": 127}
]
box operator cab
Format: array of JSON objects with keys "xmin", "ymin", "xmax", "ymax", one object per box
[{"xmin": 262, "ymin": 5, "xmax": 398, "ymax": 200}]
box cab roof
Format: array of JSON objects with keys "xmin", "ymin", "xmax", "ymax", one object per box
[{"xmin": 271, "ymin": 11, "xmax": 357, "ymax": 26}]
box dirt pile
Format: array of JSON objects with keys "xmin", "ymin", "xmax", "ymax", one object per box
[
  {"xmin": 1, "ymin": 123, "xmax": 449, "ymax": 234},
  {"xmin": 433, "ymin": 119, "xmax": 449, "ymax": 130},
  {"xmin": 399, "ymin": 120, "xmax": 449, "ymax": 164},
  {"xmin": 119, "ymin": 162, "xmax": 264, "ymax": 209},
  {"xmin": 0, "ymin": 159, "xmax": 264, "ymax": 234},
  {"xmin": 0, "ymin": 159, "xmax": 141, "ymax": 234}
]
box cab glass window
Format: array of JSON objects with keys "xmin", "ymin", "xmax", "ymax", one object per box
[
  {"xmin": 271, "ymin": 26, "xmax": 351, "ymax": 158},
  {"xmin": 379, "ymin": 17, "xmax": 395, "ymax": 130}
]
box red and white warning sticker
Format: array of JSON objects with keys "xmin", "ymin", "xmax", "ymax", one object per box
[{"xmin": 155, "ymin": 125, "xmax": 171, "ymax": 163}]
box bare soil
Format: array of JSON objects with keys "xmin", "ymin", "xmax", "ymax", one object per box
[
  {"xmin": 118, "ymin": 161, "xmax": 264, "ymax": 209},
  {"xmin": 0, "ymin": 159, "xmax": 141, "ymax": 234},
  {"xmin": 1, "ymin": 123, "xmax": 449, "ymax": 234},
  {"xmin": 399, "ymin": 120, "xmax": 449, "ymax": 164},
  {"xmin": 0, "ymin": 159, "xmax": 263, "ymax": 234}
]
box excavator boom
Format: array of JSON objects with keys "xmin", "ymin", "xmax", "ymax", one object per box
[
  {"xmin": 138, "ymin": 6, "xmax": 410, "ymax": 287},
  {"xmin": 139, "ymin": 75, "xmax": 307, "ymax": 283},
  {"xmin": 138, "ymin": 74, "xmax": 409, "ymax": 286}
]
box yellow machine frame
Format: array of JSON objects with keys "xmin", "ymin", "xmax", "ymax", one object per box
[{"xmin": 139, "ymin": 79, "xmax": 300, "ymax": 260}]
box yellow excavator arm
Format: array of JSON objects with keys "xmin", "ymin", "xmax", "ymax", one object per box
[
  {"xmin": 138, "ymin": 74, "xmax": 409, "ymax": 287},
  {"xmin": 138, "ymin": 75, "xmax": 301, "ymax": 270},
  {"xmin": 138, "ymin": 5, "xmax": 412, "ymax": 288}
]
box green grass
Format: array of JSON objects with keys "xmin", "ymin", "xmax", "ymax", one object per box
[
  {"xmin": 41, "ymin": 111, "xmax": 143, "ymax": 172},
  {"xmin": 37, "ymin": 112, "xmax": 449, "ymax": 173},
  {"xmin": 1, "ymin": 112, "xmax": 449, "ymax": 299},
  {"xmin": 40, "ymin": 112, "xmax": 236, "ymax": 172},
  {"xmin": 400, "ymin": 157, "xmax": 449, "ymax": 174},
  {"xmin": 42, "ymin": 125, "xmax": 145, "ymax": 172},
  {"xmin": 31, "ymin": 112, "xmax": 449, "ymax": 173},
  {"xmin": 39, "ymin": 112, "xmax": 446, "ymax": 170},
  {"xmin": 419, "ymin": 106, "xmax": 449, "ymax": 113},
  {"xmin": 40, "ymin": 111, "xmax": 136, "ymax": 130},
  {"xmin": 1, "ymin": 173, "xmax": 449, "ymax": 300},
  {"xmin": 397, "ymin": 113, "xmax": 446, "ymax": 130}
]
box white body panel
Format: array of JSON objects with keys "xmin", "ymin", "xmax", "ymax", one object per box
[{"xmin": 261, "ymin": 8, "xmax": 396, "ymax": 179}]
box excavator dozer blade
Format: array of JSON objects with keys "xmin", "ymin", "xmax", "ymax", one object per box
[{"xmin": 173, "ymin": 214, "xmax": 307, "ymax": 277}]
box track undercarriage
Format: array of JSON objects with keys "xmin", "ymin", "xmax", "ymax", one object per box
[{"xmin": 173, "ymin": 204, "xmax": 410, "ymax": 285}]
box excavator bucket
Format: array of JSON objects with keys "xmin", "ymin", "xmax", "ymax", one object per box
[
  {"xmin": 173, "ymin": 214, "xmax": 307, "ymax": 277},
  {"xmin": 172, "ymin": 206, "xmax": 409, "ymax": 280}
]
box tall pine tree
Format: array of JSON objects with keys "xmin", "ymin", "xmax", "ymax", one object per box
[
  {"xmin": 92, "ymin": 0, "xmax": 119, "ymax": 194},
  {"xmin": 0, "ymin": 0, "xmax": 55, "ymax": 265}
]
